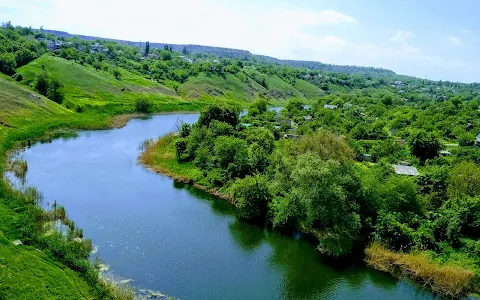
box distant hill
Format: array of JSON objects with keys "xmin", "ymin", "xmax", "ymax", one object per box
[
  {"xmin": 255, "ymin": 55, "xmax": 396, "ymax": 77},
  {"xmin": 41, "ymin": 29, "xmax": 396, "ymax": 77}
]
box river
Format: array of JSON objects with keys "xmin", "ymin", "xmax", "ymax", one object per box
[{"xmin": 12, "ymin": 113, "xmax": 441, "ymax": 300}]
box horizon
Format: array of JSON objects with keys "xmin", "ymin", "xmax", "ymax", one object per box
[{"xmin": 2, "ymin": 0, "xmax": 479, "ymax": 83}]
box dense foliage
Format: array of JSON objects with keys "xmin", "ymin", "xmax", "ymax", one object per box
[{"xmin": 165, "ymin": 99, "xmax": 480, "ymax": 278}]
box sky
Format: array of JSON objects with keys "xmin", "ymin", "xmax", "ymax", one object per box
[{"xmin": 1, "ymin": 0, "xmax": 479, "ymax": 83}]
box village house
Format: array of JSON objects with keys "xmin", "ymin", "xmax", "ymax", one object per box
[
  {"xmin": 392, "ymin": 164, "xmax": 419, "ymax": 176},
  {"xmin": 324, "ymin": 104, "xmax": 338, "ymax": 110},
  {"xmin": 303, "ymin": 116, "xmax": 312, "ymax": 121},
  {"xmin": 284, "ymin": 134, "xmax": 301, "ymax": 140},
  {"xmin": 90, "ymin": 43, "xmax": 104, "ymax": 53}
]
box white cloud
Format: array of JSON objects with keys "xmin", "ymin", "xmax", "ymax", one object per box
[
  {"xmin": 446, "ymin": 36, "xmax": 463, "ymax": 46},
  {"xmin": 389, "ymin": 30, "xmax": 415, "ymax": 44},
  {"xmin": 263, "ymin": 8, "xmax": 356, "ymax": 28},
  {"xmin": 317, "ymin": 10, "xmax": 357, "ymax": 25}
]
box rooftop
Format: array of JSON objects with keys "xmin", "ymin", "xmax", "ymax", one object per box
[{"xmin": 392, "ymin": 164, "xmax": 419, "ymax": 176}]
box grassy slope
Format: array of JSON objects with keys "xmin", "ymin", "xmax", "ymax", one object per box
[
  {"xmin": 265, "ymin": 75, "xmax": 305, "ymax": 100},
  {"xmin": 17, "ymin": 55, "xmax": 205, "ymax": 113},
  {"xmin": 178, "ymin": 73, "xmax": 314, "ymax": 102},
  {"xmin": 178, "ymin": 73, "xmax": 265, "ymax": 102},
  {"xmin": 0, "ymin": 76, "xmax": 104, "ymax": 299},
  {"xmin": 294, "ymin": 79, "xmax": 325, "ymax": 99},
  {"xmin": 0, "ymin": 204, "xmax": 97, "ymax": 299}
]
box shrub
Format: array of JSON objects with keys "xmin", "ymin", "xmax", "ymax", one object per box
[
  {"xmin": 0, "ymin": 52, "xmax": 16, "ymax": 75},
  {"xmin": 135, "ymin": 99, "xmax": 152, "ymax": 113}
]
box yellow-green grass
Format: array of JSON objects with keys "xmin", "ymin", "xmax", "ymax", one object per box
[
  {"xmin": 178, "ymin": 73, "xmax": 266, "ymax": 102},
  {"xmin": 139, "ymin": 135, "xmax": 233, "ymax": 202},
  {"xmin": 17, "ymin": 55, "xmax": 203, "ymax": 113},
  {"xmin": 294, "ymin": 79, "xmax": 325, "ymax": 99},
  {"xmin": 264, "ymin": 75, "xmax": 305, "ymax": 100},
  {"xmin": 365, "ymin": 243, "xmax": 479, "ymax": 298},
  {"xmin": 140, "ymin": 134, "xmax": 203, "ymax": 182}
]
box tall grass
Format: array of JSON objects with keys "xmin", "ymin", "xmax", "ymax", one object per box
[{"xmin": 365, "ymin": 243, "xmax": 476, "ymax": 297}]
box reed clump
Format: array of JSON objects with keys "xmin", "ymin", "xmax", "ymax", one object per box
[{"xmin": 365, "ymin": 243, "xmax": 476, "ymax": 298}]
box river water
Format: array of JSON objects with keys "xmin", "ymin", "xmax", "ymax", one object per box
[{"xmin": 13, "ymin": 113, "xmax": 441, "ymax": 300}]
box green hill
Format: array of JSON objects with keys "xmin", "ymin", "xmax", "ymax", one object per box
[
  {"xmin": 294, "ymin": 79, "xmax": 325, "ymax": 99},
  {"xmin": 0, "ymin": 75, "xmax": 71, "ymax": 128},
  {"xmin": 17, "ymin": 55, "xmax": 202, "ymax": 113},
  {"xmin": 178, "ymin": 73, "xmax": 316, "ymax": 103},
  {"xmin": 177, "ymin": 73, "xmax": 267, "ymax": 102},
  {"xmin": 264, "ymin": 75, "xmax": 305, "ymax": 100}
]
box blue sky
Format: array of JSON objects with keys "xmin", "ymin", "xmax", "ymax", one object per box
[{"xmin": 1, "ymin": 0, "xmax": 479, "ymax": 82}]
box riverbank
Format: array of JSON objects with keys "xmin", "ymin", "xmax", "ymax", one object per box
[
  {"xmin": 139, "ymin": 133, "xmax": 480, "ymax": 299},
  {"xmin": 0, "ymin": 108, "xmax": 203, "ymax": 298},
  {"xmin": 139, "ymin": 134, "xmax": 234, "ymax": 203},
  {"xmin": 366, "ymin": 243, "xmax": 479, "ymax": 298}
]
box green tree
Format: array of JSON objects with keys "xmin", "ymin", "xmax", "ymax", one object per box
[
  {"xmin": 248, "ymin": 99, "xmax": 267, "ymax": 116},
  {"xmin": 182, "ymin": 46, "xmax": 188, "ymax": 55},
  {"xmin": 198, "ymin": 104, "xmax": 239, "ymax": 127},
  {"xmin": 231, "ymin": 175, "xmax": 271, "ymax": 220},
  {"xmin": 14, "ymin": 48, "xmax": 37, "ymax": 67},
  {"xmin": 135, "ymin": 99, "xmax": 152, "ymax": 113},
  {"xmin": 407, "ymin": 130, "xmax": 441, "ymax": 164},
  {"xmin": 145, "ymin": 41, "xmax": 150, "ymax": 55},
  {"xmin": 113, "ymin": 68, "xmax": 122, "ymax": 80},
  {"xmin": 46, "ymin": 77, "xmax": 64, "ymax": 104},
  {"xmin": 285, "ymin": 99, "xmax": 304, "ymax": 116},
  {"xmin": 448, "ymin": 161, "xmax": 480, "ymax": 198},
  {"xmin": 175, "ymin": 138, "xmax": 187, "ymax": 160},
  {"xmin": 34, "ymin": 71, "xmax": 49, "ymax": 96},
  {"xmin": 0, "ymin": 53, "xmax": 17, "ymax": 75},
  {"xmin": 272, "ymin": 153, "xmax": 361, "ymax": 256},
  {"xmin": 179, "ymin": 123, "xmax": 191, "ymax": 138},
  {"xmin": 187, "ymin": 126, "xmax": 214, "ymax": 157}
]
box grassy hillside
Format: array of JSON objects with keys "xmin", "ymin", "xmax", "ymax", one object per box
[
  {"xmin": 294, "ymin": 79, "xmax": 325, "ymax": 99},
  {"xmin": 178, "ymin": 72, "xmax": 313, "ymax": 103},
  {"xmin": 0, "ymin": 74, "xmax": 72, "ymax": 128},
  {"xmin": 265, "ymin": 75, "xmax": 305, "ymax": 100},
  {"xmin": 17, "ymin": 55, "xmax": 204, "ymax": 113},
  {"xmin": 178, "ymin": 73, "xmax": 266, "ymax": 102}
]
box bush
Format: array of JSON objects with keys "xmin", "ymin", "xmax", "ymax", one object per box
[
  {"xmin": 46, "ymin": 77, "xmax": 64, "ymax": 104},
  {"xmin": 113, "ymin": 68, "xmax": 122, "ymax": 80},
  {"xmin": 0, "ymin": 52, "xmax": 17, "ymax": 75},
  {"xmin": 175, "ymin": 138, "xmax": 187, "ymax": 159},
  {"xmin": 135, "ymin": 99, "xmax": 152, "ymax": 113},
  {"xmin": 34, "ymin": 71, "xmax": 49, "ymax": 95},
  {"xmin": 12, "ymin": 73, "xmax": 22, "ymax": 82}
]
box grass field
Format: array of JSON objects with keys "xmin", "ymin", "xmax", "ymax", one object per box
[
  {"xmin": 294, "ymin": 79, "xmax": 325, "ymax": 99},
  {"xmin": 178, "ymin": 72, "xmax": 266, "ymax": 102},
  {"xmin": 16, "ymin": 55, "xmax": 205, "ymax": 114}
]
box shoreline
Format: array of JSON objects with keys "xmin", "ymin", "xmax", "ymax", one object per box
[{"xmin": 138, "ymin": 139, "xmax": 234, "ymax": 204}]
